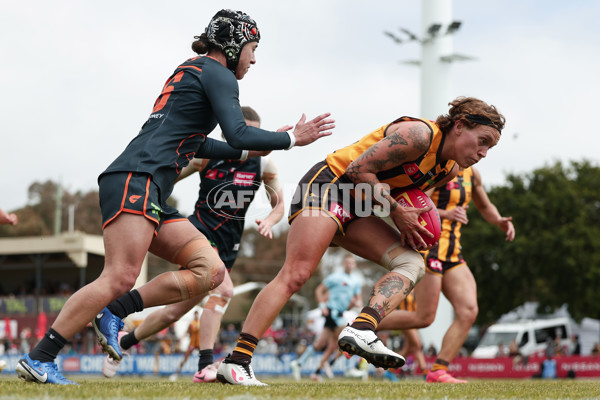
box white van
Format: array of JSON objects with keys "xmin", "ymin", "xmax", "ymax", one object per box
[{"xmin": 472, "ymin": 317, "xmax": 572, "ymax": 358}]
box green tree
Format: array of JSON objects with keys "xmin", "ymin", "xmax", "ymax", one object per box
[
  {"xmin": 462, "ymin": 160, "xmax": 600, "ymax": 325},
  {"xmin": 0, "ymin": 180, "xmax": 103, "ymax": 237}
]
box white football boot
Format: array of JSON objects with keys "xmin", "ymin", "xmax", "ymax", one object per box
[
  {"xmin": 338, "ymin": 326, "xmax": 405, "ymax": 369},
  {"xmin": 216, "ymin": 357, "xmax": 267, "ymax": 386}
]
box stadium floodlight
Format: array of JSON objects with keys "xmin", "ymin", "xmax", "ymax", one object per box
[
  {"xmin": 440, "ymin": 53, "xmax": 477, "ymax": 63},
  {"xmin": 427, "ymin": 23, "xmax": 442, "ymax": 36},
  {"xmin": 446, "ymin": 21, "xmax": 462, "ymax": 35},
  {"xmin": 384, "ymin": 20, "xmax": 473, "ymax": 66}
]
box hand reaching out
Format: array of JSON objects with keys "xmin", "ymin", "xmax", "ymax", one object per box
[
  {"xmin": 256, "ymin": 217, "xmax": 276, "ymax": 239},
  {"xmin": 292, "ymin": 113, "xmax": 335, "ymax": 147},
  {"xmin": 0, "ymin": 208, "xmax": 18, "ymax": 226}
]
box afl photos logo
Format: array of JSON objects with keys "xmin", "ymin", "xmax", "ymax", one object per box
[{"xmin": 207, "ymin": 181, "xmax": 279, "ymax": 221}]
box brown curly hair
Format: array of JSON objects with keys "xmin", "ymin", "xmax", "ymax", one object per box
[{"xmin": 436, "ymin": 97, "xmax": 505, "ymax": 134}]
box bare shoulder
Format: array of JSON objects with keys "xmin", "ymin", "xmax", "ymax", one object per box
[{"xmin": 471, "ymin": 167, "xmax": 482, "ymax": 187}]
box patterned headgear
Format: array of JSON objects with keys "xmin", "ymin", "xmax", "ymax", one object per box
[{"xmin": 205, "ymin": 9, "xmax": 260, "ymax": 73}]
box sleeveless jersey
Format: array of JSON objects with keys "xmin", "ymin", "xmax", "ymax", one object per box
[
  {"xmin": 427, "ymin": 167, "xmax": 474, "ymax": 262},
  {"xmin": 100, "ymin": 56, "xmax": 290, "ymax": 199},
  {"xmin": 188, "ymin": 319, "xmax": 201, "ymax": 348},
  {"xmin": 188, "ymin": 157, "xmax": 262, "ymax": 256},
  {"xmin": 325, "ymin": 117, "xmax": 456, "ymax": 193}
]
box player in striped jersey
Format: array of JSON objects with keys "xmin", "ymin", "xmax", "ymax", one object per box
[
  {"xmin": 217, "ymin": 97, "xmax": 506, "ymax": 386},
  {"xmin": 377, "ymin": 166, "xmax": 515, "ymax": 383}
]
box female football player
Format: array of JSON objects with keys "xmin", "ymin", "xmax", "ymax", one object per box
[
  {"xmin": 17, "ymin": 10, "xmax": 333, "ymax": 385},
  {"xmin": 217, "ymin": 97, "xmax": 505, "ymax": 386}
]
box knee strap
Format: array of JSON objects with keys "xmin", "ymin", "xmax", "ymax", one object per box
[
  {"xmin": 171, "ymin": 236, "xmax": 224, "ymax": 300},
  {"xmin": 380, "ymin": 242, "xmax": 425, "ymax": 286},
  {"xmin": 204, "ymin": 293, "xmax": 231, "ymax": 314}
]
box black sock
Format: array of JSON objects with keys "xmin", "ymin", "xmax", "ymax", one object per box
[
  {"xmin": 197, "ymin": 349, "xmax": 214, "ymax": 371},
  {"xmin": 107, "ymin": 289, "xmax": 144, "ymax": 319},
  {"xmin": 29, "ymin": 328, "xmax": 67, "ymax": 363},
  {"xmin": 120, "ymin": 330, "xmax": 140, "ymax": 351}
]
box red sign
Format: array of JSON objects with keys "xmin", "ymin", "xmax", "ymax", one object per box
[
  {"xmin": 421, "ymin": 356, "xmax": 600, "ymax": 378},
  {"xmin": 62, "ymin": 356, "xmax": 81, "ymax": 372}
]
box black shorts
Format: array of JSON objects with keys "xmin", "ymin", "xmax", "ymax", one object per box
[
  {"xmin": 193, "ymin": 223, "xmax": 238, "ymax": 271},
  {"xmin": 425, "ymin": 255, "xmax": 466, "ymax": 276},
  {"xmin": 288, "ymin": 161, "xmax": 371, "ymax": 235},
  {"xmin": 99, "ymin": 172, "xmax": 186, "ymax": 233},
  {"xmin": 323, "ymin": 308, "xmax": 345, "ymax": 330}
]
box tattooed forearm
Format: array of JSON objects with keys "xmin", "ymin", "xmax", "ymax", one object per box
[
  {"xmin": 377, "ymin": 185, "xmax": 398, "ymax": 211},
  {"xmin": 345, "ymin": 161, "xmax": 361, "ymax": 182}
]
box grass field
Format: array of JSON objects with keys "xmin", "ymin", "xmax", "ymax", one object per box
[{"xmin": 1, "ymin": 376, "xmax": 599, "ymax": 399}]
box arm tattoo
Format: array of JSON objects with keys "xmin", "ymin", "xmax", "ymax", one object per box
[
  {"xmin": 407, "ymin": 124, "xmax": 430, "ymax": 153},
  {"xmin": 361, "ymin": 142, "xmax": 380, "ymax": 159},
  {"xmin": 345, "ymin": 161, "xmax": 362, "ymax": 182},
  {"xmin": 386, "ymin": 132, "xmax": 409, "ymax": 148}
]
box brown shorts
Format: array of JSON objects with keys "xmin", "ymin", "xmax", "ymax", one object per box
[{"xmin": 288, "ymin": 161, "xmax": 369, "ymax": 235}]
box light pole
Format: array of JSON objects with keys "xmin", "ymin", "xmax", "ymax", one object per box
[
  {"xmin": 384, "ymin": 0, "xmax": 474, "ymax": 119},
  {"xmin": 383, "ymin": 0, "xmax": 475, "ymax": 353}
]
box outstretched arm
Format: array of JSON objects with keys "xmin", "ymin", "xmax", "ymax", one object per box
[
  {"xmin": 471, "ymin": 167, "xmax": 515, "ymax": 241},
  {"xmin": 205, "ymin": 68, "xmax": 334, "ymax": 150}
]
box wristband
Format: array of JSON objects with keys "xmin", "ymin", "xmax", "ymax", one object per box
[
  {"xmin": 239, "ymin": 150, "xmax": 249, "ymax": 161},
  {"xmin": 285, "ymin": 131, "xmax": 296, "ymax": 150}
]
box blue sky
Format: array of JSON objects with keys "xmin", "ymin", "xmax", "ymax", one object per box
[{"xmin": 2, "ymin": 0, "xmax": 599, "ymax": 230}]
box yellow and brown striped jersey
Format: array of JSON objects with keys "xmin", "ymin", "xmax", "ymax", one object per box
[
  {"xmin": 428, "ymin": 167, "xmax": 474, "ymax": 262},
  {"xmin": 325, "ymin": 117, "xmax": 456, "ymax": 192},
  {"xmin": 397, "ymin": 291, "xmax": 417, "ymax": 312},
  {"xmin": 188, "ymin": 319, "xmax": 201, "ymax": 348}
]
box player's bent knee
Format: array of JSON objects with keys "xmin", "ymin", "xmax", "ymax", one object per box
[
  {"xmin": 170, "ymin": 237, "xmax": 225, "ymax": 300},
  {"xmin": 420, "ymin": 312, "xmax": 436, "ymax": 327},
  {"xmin": 380, "ymin": 244, "xmax": 425, "ymax": 287},
  {"xmin": 457, "ymin": 304, "xmax": 478, "ymax": 323},
  {"xmin": 111, "ymin": 275, "xmax": 138, "ymax": 298},
  {"xmin": 285, "ymin": 275, "xmax": 308, "ymax": 294},
  {"xmin": 211, "ymin": 278, "xmax": 234, "ymax": 298},
  {"xmin": 273, "ymin": 265, "xmax": 311, "ymax": 295}
]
